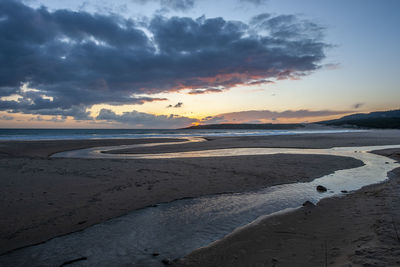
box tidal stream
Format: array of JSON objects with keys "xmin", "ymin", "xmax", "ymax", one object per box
[{"xmin": 1, "ymin": 143, "xmax": 400, "ymax": 266}]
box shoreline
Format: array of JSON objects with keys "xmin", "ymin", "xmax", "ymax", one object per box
[{"xmin": 0, "ymin": 130, "xmax": 400, "ymax": 263}]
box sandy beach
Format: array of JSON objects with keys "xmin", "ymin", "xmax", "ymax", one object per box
[
  {"xmin": 177, "ymin": 149, "xmax": 400, "ymax": 267},
  {"xmin": 0, "ymin": 130, "xmax": 400, "ymax": 266}
]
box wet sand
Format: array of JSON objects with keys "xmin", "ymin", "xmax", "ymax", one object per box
[
  {"xmin": 0, "ymin": 130, "xmax": 400, "ymax": 263},
  {"xmin": 0, "ymin": 154, "xmax": 361, "ymax": 255},
  {"xmin": 0, "ymin": 138, "xmax": 186, "ymax": 158},
  {"xmin": 176, "ymin": 149, "xmax": 400, "ymax": 267},
  {"xmin": 105, "ymin": 129, "xmax": 400, "ymax": 154}
]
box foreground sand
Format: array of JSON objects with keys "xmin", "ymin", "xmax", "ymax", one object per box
[
  {"xmin": 0, "ymin": 130, "xmax": 400, "ymax": 263},
  {"xmin": 176, "ymin": 149, "xmax": 400, "ymax": 267},
  {"xmin": 0, "ymin": 153, "xmax": 360, "ymax": 254}
]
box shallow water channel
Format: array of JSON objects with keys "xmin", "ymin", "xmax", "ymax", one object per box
[{"xmin": 1, "ymin": 144, "xmax": 400, "ymax": 266}]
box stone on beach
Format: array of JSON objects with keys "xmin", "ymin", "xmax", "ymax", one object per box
[{"xmin": 316, "ymin": 185, "xmax": 328, "ymax": 192}]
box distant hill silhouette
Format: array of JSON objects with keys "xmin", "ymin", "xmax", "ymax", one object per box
[
  {"xmin": 182, "ymin": 123, "xmax": 305, "ymax": 130},
  {"xmin": 318, "ymin": 109, "xmax": 400, "ymax": 129}
]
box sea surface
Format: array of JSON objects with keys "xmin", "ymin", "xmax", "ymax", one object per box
[{"xmin": 0, "ymin": 128, "xmax": 362, "ymax": 141}]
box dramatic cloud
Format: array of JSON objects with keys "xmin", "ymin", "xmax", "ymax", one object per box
[
  {"xmin": 96, "ymin": 109, "xmax": 196, "ymax": 128},
  {"xmin": 202, "ymin": 109, "xmax": 351, "ymax": 124},
  {"xmin": 0, "ymin": 0, "xmax": 328, "ymax": 122},
  {"xmin": 0, "ymin": 85, "xmax": 167, "ymax": 120}
]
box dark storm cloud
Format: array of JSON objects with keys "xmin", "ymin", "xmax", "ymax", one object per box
[
  {"xmin": 21, "ymin": 105, "xmax": 91, "ymax": 120},
  {"xmin": 0, "ymin": 88, "xmax": 167, "ymax": 120},
  {"xmin": 0, "ymin": 0, "xmax": 328, "ymax": 120},
  {"xmin": 96, "ymin": 108, "xmax": 196, "ymax": 128}
]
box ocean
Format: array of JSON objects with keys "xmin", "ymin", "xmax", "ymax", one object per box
[{"xmin": 0, "ymin": 128, "xmax": 362, "ymax": 141}]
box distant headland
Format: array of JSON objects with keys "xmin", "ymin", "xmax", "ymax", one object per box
[
  {"xmin": 182, "ymin": 123, "xmax": 304, "ymax": 130},
  {"xmin": 184, "ymin": 109, "xmax": 400, "ymax": 130},
  {"xmin": 317, "ymin": 109, "xmax": 400, "ymax": 129}
]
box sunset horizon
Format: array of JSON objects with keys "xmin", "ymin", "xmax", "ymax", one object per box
[{"xmin": 1, "ymin": 0, "xmax": 399, "ymax": 129}]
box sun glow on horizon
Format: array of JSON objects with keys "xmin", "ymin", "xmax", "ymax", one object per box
[{"xmin": 0, "ymin": 0, "xmax": 399, "ymax": 128}]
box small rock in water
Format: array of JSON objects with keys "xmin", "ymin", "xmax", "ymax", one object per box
[
  {"xmin": 302, "ymin": 201, "xmax": 315, "ymax": 207},
  {"xmin": 341, "ymin": 190, "xmax": 348, "ymax": 193},
  {"xmin": 152, "ymin": 252, "xmax": 160, "ymax": 257},
  {"xmin": 316, "ymin": 185, "xmax": 327, "ymax": 192}
]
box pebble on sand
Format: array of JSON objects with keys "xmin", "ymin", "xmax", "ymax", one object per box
[{"xmin": 316, "ymin": 185, "xmax": 327, "ymax": 192}]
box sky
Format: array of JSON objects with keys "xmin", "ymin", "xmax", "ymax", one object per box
[{"xmin": 0, "ymin": 0, "xmax": 399, "ymax": 128}]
